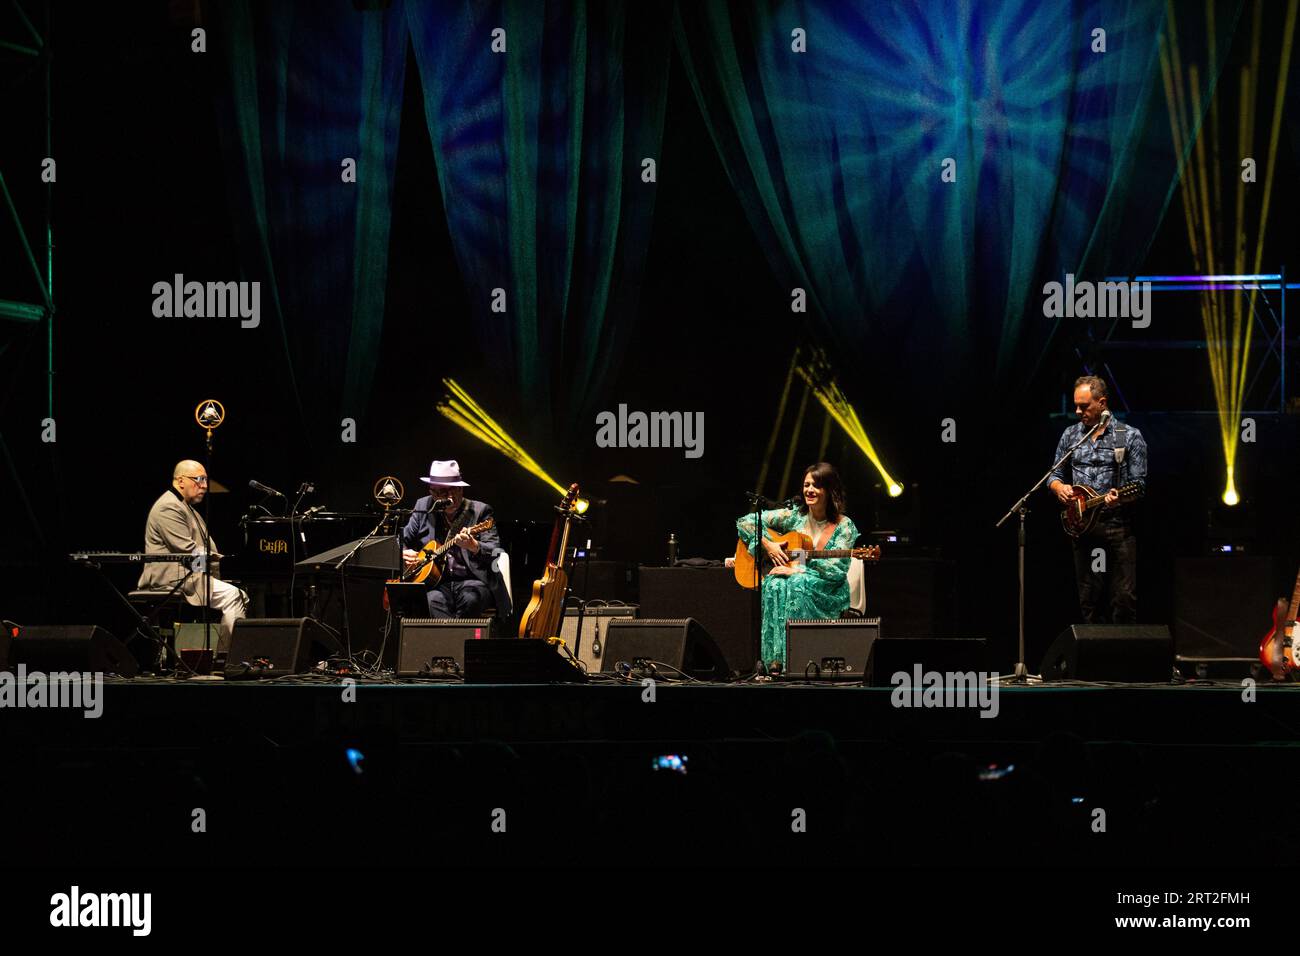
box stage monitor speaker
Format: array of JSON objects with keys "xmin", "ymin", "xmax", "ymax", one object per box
[
  {"xmin": 638, "ymin": 567, "xmax": 757, "ymax": 675},
  {"xmin": 5, "ymin": 624, "xmax": 139, "ymax": 677},
  {"xmin": 1175, "ymin": 557, "xmax": 1275, "ymax": 658},
  {"xmin": 866, "ymin": 637, "xmax": 988, "ymax": 687},
  {"xmin": 1037, "ymin": 625, "xmax": 1173, "ymax": 682},
  {"xmin": 223, "ymin": 617, "xmax": 341, "ymax": 680},
  {"xmin": 785, "ymin": 617, "xmax": 881, "ymax": 680},
  {"xmin": 602, "ymin": 618, "xmax": 731, "ymax": 680},
  {"xmin": 398, "ymin": 617, "xmax": 496, "ymax": 677},
  {"xmin": 560, "ymin": 604, "xmax": 637, "ymax": 675},
  {"xmin": 464, "ymin": 638, "xmax": 587, "ymax": 683}
]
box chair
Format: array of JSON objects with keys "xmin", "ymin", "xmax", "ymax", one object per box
[
  {"xmin": 845, "ymin": 556, "xmax": 868, "ymax": 616},
  {"xmin": 487, "ymin": 551, "xmax": 513, "ymax": 624}
]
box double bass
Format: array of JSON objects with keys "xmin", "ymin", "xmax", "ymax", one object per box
[{"xmin": 518, "ymin": 483, "xmax": 580, "ymax": 639}]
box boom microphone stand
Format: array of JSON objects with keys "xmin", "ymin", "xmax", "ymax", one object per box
[
  {"xmin": 995, "ymin": 413, "xmax": 1108, "ymax": 682},
  {"xmin": 194, "ymin": 399, "xmax": 225, "ymax": 661}
]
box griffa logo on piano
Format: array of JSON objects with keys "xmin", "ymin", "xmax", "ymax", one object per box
[{"xmin": 258, "ymin": 538, "xmax": 288, "ymax": 555}]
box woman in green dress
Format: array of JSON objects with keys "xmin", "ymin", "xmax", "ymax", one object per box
[{"xmin": 736, "ymin": 462, "xmax": 860, "ymax": 673}]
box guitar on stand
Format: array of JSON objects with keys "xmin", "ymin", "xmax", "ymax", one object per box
[
  {"xmin": 519, "ymin": 483, "xmax": 581, "ymax": 639},
  {"xmin": 1259, "ymin": 563, "xmax": 1299, "ymax": 679}
]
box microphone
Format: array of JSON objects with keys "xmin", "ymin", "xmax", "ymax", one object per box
[
  {"xmin": 302, "ymin": 505, "xmax": 326, "ymax": 517},
  {"xmin": 249, "ymin": 479, "xmax": 286, "ymax": 498},
  {"xmin": 432, "ymin": 497, "xmax": 454, "ymax": 510},
  {"xmin": 1092, "ymin": 409, "xmax": 1111, "ymax": 434},
  {"xmin": 782, "ymin": 495, "xmax": 802, "ymax": 509}
]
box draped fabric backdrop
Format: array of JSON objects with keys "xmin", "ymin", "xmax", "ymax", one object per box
[
  {"xmin": 212, "ymin": 0, "xmax": 408, "ymax": 456},
  {"xmin": 208, "ymin": 0, "xmax": 1239, "ymax": 459},
  {"xmin": 404, "ymin": 0, "xmax": 671, "ymax": 435},
  {"xmin": 673, "ymin": 0, "xmax": 1236, "ymax": 394}
]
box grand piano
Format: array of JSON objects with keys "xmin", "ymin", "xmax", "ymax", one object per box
[{"xmin": 224, "ymin": 512, "xmax": 404, "ymax": 666}]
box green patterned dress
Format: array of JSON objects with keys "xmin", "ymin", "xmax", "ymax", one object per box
[{"xmin": 736, "ymin": 508, "xmax": 861, "ymax": 668}]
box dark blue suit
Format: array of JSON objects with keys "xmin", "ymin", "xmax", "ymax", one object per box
[{"xmin": 401, "ymin": 497, "xmax": 510, "ymax": 621}]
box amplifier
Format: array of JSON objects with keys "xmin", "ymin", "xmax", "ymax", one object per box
[
  {"xmin": 397, "ymin": 617, "xmax": 497, "ymax": 677},
  {"xmin": 602, "ymin": 618, "xmax": 731, "ymax": 680},
  {"xmin": 638, "ymin": 567, "xmax": 757, "ymax": 676},
  {"xmin": 785, "ymin": 617, "xmax": 881, "ymax": 680},
  {"xmin": 559, "ymin": 604, "xmax": 637, "ymax": 675},
  {"xmin": 223, "ymin": 617, "xmax": 341, "ymax": 680}
]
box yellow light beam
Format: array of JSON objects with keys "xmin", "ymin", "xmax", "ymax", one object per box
[{"xmin": 436, "ymin": 379, "xmax": 578, "ymax": 504}]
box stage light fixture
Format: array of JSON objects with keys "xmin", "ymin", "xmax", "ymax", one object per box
[{"xmin": 1159, "ymin": 0, "xmax": 1297, "ymax": 512}]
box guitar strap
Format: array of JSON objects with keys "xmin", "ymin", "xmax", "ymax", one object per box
[{"xmin": 1112, "ymin": 421, "xmax": 1128, "ymax": 485}]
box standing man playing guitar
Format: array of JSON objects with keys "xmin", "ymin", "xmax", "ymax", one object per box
[
  {"xmin": 1048, "ymin": 376, "xmax": 1148, "ymax": 625},
  {"xmin": 401, "ymin": 460, "xmax": 507, "ymax": 620}
]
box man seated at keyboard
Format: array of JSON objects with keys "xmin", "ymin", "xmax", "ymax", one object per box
[{"xmin": 139, "ymin": 460, "xmax": 247, "ymax": 649}]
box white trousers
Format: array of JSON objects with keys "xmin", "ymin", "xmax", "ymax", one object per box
[{"xmin": 184, "ymin": 577, "xmax": 248, "ymax": 649}]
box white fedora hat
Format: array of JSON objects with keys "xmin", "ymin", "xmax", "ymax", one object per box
[{"xmin": 419, "ymin": 459, "xmax": 469, "ymax": 487}]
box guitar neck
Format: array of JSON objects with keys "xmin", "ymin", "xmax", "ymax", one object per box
[{"xmin": 799, "ymin": 549, "xmax": 855, "ymax": 558}]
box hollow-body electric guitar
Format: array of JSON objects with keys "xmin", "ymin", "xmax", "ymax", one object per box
[
  {"xmin": 733, "ymin": 530, "xmax": 880, "ymax": 590},
  {"xmin": 1259, "ymin": 563, "xmax": 1299, "ymax": 678},
  {"xmin": 1059, "ymin": 481, "xmax": 1143, "ymax": 537}
]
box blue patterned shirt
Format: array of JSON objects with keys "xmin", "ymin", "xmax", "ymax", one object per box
[{"xmin": 1050, "ymin": 419, "xmax": 1147, "ymax": 499}]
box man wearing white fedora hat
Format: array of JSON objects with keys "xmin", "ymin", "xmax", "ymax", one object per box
[{"xmin": 400, "ymin": 460, "xmax": 508, "ymax": 620}]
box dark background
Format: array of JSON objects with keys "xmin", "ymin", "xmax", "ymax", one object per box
[{"xmin": 2, "ymin": 2, "xmax": 1297, "ymax": 670}]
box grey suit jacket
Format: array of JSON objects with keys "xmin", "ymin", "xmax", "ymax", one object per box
[{"xmin": 138, "ymin": 489, "xmax": 220, "ymax": 596}]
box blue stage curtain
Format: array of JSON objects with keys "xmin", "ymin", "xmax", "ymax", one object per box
[
  {"xmin": 212, "ymin": 0, "xmax": 408, "ymax": 445},
  {"xmin": 403, "ymin": 0, "xmax": 671, "ymax": 434},
  {"xmin": 673, "ymin": 0, "xmax": 1231, "ymax": 389}
]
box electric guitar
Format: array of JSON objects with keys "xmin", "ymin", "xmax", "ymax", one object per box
[
  {"xmin": 1258, "ymin": 563, "xmax": 1299, "ymax": 678},
  {"xmin": 1059, "ymin": 481, "xmax": 1144, "ymax": 537},
  {"xmin": 733, "ymin": 530, "xmax": 880, "ymax": 590}
]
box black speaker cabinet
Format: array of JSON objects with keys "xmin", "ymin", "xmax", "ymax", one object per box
[
  {"xmin": 223, "ymin": 617, "xmax": 342, "ymax": 680},
  {"xmin": 638, "ymin": 567, "xmax": 757, "ymax": 675},
  {"xmin": 6, "ymin": 624, "xmax": 139, "ymax": 677},
  {"xmin": 397, "ymin": 617, "xmax": 497, "ymax": 676},
  {"xmin": 601, "ymin": 618, "xmax": 731, "ymax": 680},
  {"xmin": 862, "ymin": 558, "xmax": 956, "ymax": 638},
  {"xmin": 1175, "ymin": 556, "xmax": 1276, "ymax": 658},
  {"xmin": 866, "ymin": 638, "xmax": 988, "ymax": 686},
  {"xmin": 463, "ymin": 638, "xmax": 588, "ymax": 683},
  {"xmin": 1038, "ymin": 625, "xmax": 1173, "ymax": 682},
  {"xmin": 785, "ymin": 617, "xmax": 882, "ymax": 679},
  {"xmin": 560, "ymin": 604, "xmax": 637, "ymax": 675}
]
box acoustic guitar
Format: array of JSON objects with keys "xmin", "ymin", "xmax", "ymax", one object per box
[
  {"xmin": 518, "ymin": 483, "xmax": 580, "ymax": 639},
  {"xmin": 403, "ymin": 518, "xmax": 494, "ymax": 587},
  {"xmin": 1258, "ymin": 563, "xmax": 1299, "ymax": 678},
  {"xmin": 1059, "ymin": 481, "xmax": 1143, "ymax": 537},
  {"xmin": 733, "ymin": 530, "xmax": 880, "ymax": 590},
  {"xmin": 382, "ymin": 517, "xmax": 494, "ymax": 610}
]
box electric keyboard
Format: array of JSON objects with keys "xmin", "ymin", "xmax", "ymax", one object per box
[{"xmin": 68, "ymin": 551, "xmax": 212, "ymax": 569}]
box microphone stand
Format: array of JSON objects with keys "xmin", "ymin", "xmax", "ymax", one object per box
[
  {"xmin": 995, "ymin": 415, "xmax": 1108, "ymax": 683},
  {"xmin": 200, "ymin": 432, "xmax": 215, "ymax": 661},
  {"xmin": 743, "ymin": 491, "xmax": 767, "ymax": 676},
  {"xmin": 333, "ymin": 511, "xmax": 391, "ymax": 663}
]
